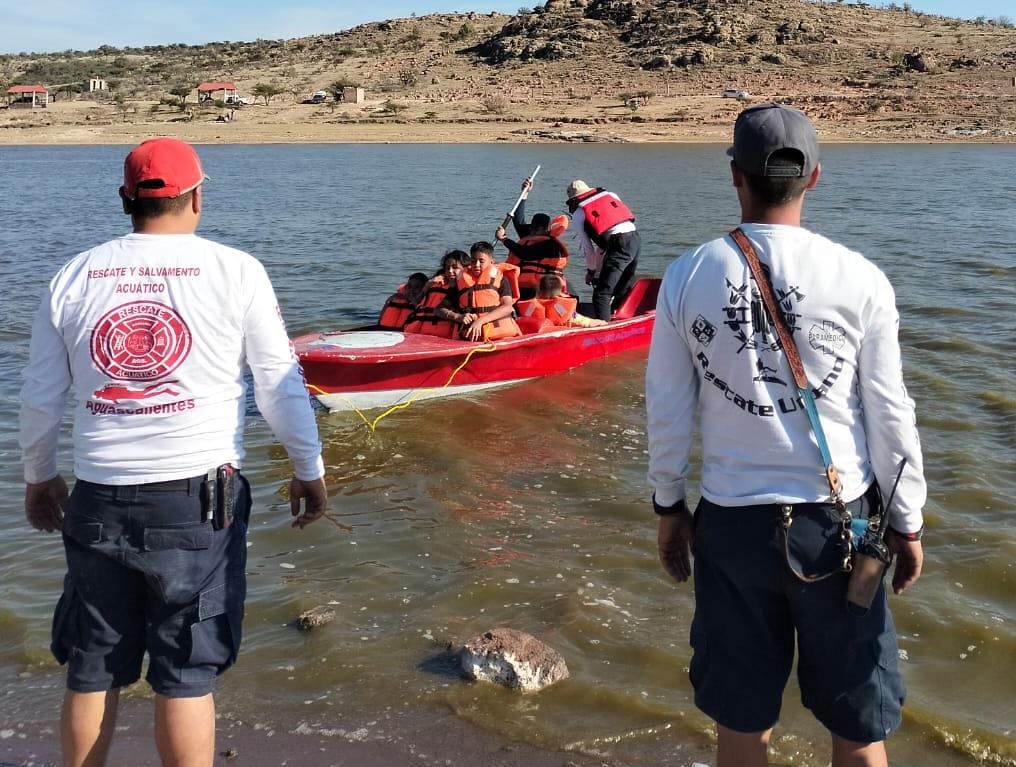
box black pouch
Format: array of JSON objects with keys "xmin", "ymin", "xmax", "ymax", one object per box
[
  {"xmin": 781, "ymin": 502, "xmax": 853, "ymax": 582},
  {"xmin": 213, "ymin": 465, "xmax": 236, "ymax": 531},
  {"xmin": 846, "ymin": 534, "xmax": 891, "ymax": 615}
]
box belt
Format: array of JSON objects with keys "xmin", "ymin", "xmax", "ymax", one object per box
[{"xmin": 144, "ymin": 477, "xmax": 199, "ymax": 491}]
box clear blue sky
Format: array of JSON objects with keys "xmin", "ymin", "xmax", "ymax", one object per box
[{"xmin": 2, "ymin": 0, "xmax": 1012, "ymax": 56}]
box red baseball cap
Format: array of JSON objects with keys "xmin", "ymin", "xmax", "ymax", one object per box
[{"xmin": 122, "ymin": 137, "xmax": 206, "ymax": 200}]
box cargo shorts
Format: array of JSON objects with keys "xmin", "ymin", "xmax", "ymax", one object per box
[
  {"xmin": 51, "ymin": 471, "xmax": 251, "ymax": 698},
  {"xmin": 688, "ymin": 487, "xmax": 905, "ymax": 744}
]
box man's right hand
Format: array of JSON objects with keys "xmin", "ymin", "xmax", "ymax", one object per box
[
  {"xmin": 290, "ymin": 476, "xmax": 328, "ymax": 529},
  {"xmin": 25, "ymin": 476, "xmax": 68, "ymax": 533},
  {"xmin": 521, "ymin": 178, "xmax": 533, "ymax": 194}
]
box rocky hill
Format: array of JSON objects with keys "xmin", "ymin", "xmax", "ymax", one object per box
[{"xmin": 1, "ymin": 0, "xmax": 1014, "ymax": 143}]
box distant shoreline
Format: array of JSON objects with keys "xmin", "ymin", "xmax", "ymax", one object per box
[{"xmin": 1, "ymin": 119, "xmax": 1012, "ymax": 146}]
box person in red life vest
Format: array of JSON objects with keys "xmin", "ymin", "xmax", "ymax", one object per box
[
  {"xmin": 566, "ymin": 179, "xmax": 641, "ymax": 321},
  {"xmin": 404, "ymin": 251, "xmax": 465, "ymax": 338},
  {"xmin": 517, "ymin": 275, "xmax": 607, "ymax": 328},
  {"xmin": 495, "ymin": 213, "xmax": 570, "ymax": 300},
  {"xmin": 435, "ymin": 241, "xmax": 521, "ymax": 341},
  {"xmin": 378, "ymin": 272, "xmax": 428, "ymax": 330}
]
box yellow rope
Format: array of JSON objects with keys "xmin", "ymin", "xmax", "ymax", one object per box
[{"xmin": 305, "ymin": 341, "xmax": 498, "ymax": 432}]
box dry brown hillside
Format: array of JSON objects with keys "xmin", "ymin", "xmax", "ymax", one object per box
[{"xmin": 1, "ymin": 0, "xmax": 1014, "ymax": 143}]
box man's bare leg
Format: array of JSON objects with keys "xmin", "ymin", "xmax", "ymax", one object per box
[
  {"xmin": 832, "ymin": 735, "xmax": 888, "ymax": 767},
  {"xmin": 61, "ymin": 689, "xmax": 120, "ymax": 767},
  {"xmin": 717, "ymin": 724, "xmax": 772, "ymax": 767},
  {"xmin": 154, "ymin": 693, "xmax": 215, "ymax": 767}
]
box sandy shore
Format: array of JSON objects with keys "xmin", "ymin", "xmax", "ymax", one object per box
[
  {"xmin": 1, "ymin": 685, "xmax": 617, "ymax": 767},
  {"xmin": 2, "ymin": 95, "xmax": 1012, "ymax": 146}
]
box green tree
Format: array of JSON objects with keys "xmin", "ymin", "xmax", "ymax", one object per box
[
  {"xmin": 252, "ymin": 82, "xmax": 284, "ymax": 105},
  {"xmin": 169, "ymin": 84, "xmax": 191, "ymax": 103}
]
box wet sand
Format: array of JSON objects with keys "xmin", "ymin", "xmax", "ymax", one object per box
[{"xmin": 1, "ymin": 686, "xmax": 614, "ymax": 767}]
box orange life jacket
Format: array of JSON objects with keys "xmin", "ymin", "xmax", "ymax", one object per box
[
  {"xmin": 404, "ymin": 276, "xmax": 458, "ymax": 338},
  {"xmin": 574, "ymin": 188, "xmax": 635, "ymax": 236},
  {"xmin": 516, "ymin": 295, "xmax": 579, "ymax": 326},
  {"xmin": 378, "ymin": 285, "xmax": 415, "ymax": 330},
  {"xmin": 506, "ymin": 234, "xmax": 569, "ymax": 294},
  {"xmin": 456, "ymin": 263, "xmax": 521, "ymax": 340}
]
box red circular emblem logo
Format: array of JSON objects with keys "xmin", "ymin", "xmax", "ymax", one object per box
[{"xmin": 90, "ymin": 301, "xmax": 192, "ymax": 381}]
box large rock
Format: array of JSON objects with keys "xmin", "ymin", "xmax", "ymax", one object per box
[{"xmin": 459, "ymin": 628, "xmax": 569, "ymax": 692}]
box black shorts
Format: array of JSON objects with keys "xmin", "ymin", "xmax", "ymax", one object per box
[
  {"xmin": 688, "ymin": 488, "xmax": 905, "ymax": 743},
  {"xmin": 51, "ymin": 472, "xmax": 251, "ymax": 698}
]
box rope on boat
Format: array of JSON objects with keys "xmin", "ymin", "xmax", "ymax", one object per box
[{"xmin": 305, "ymin": 341, "xmax": 498, "ymax": 432}]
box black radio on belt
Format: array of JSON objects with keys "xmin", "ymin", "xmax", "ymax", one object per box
[{"xmin": 201, "ymin": 465, "xmax": 236, "ymax": 531}]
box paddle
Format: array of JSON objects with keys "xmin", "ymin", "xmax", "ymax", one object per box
[{"xmin": 495, "ymin": 164, "xmax": 541, "ymax": 243}]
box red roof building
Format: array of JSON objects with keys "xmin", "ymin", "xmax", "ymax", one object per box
[
  {"xmin": 196, "ymin": 82, "xmax": 238, "ymax": 101},
  {"xmin": 6, "ymin": 84, "xmax": 49, "ymax": 107}
]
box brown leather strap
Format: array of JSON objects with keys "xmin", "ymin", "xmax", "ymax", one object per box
[
  {"xmin": 729, "ymin": 228, "xmax": 809, "ymax": 390},
  {"xmin": 729, "ymin": 227, "xmax": 845, "ymax": 503}
]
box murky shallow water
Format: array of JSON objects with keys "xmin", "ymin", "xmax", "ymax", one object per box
[{"xmin": 1, "ymin": 143, "xmax": 1013, "ymax": 765}]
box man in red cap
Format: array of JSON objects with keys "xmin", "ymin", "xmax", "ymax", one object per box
[{"xmin": 19, "ymin": 137, "xmax": 328, "ymax": 766}]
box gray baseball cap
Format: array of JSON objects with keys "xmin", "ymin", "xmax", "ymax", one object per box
[{"xmin": 727, "ymin": 103, "xmax": 819, "ymax": 178}]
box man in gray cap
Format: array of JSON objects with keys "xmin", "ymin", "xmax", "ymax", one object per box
[
  {"xmin": 565, "ymin": 179, "xmax": 640, "ymax": 320},
  {"xmin": 646, "ymin": 103, "xmax": 926, "ymax": 766}
]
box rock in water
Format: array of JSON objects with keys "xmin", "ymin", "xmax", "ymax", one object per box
[
  {"xmin": 459, "ymin": 628, "xmax": 569, "ymax": 692},
  {"xmin": 296, "ymin": 605, "xmax": 335, "ymax": 631}
]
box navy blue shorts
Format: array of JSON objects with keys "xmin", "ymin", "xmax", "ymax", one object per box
[
  {"xmin": 688, "ymin": 486, "xmax": 905, "ymax": 743},
  {"xmin": 52, "ymin": 472, "xmax": 251, "ymax": 698}
]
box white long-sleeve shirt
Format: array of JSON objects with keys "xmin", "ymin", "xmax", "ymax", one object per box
[
  {"xmin": 20, "ymin": 233, "xmax": 324, "ymax": 485},
  {"xmin": 646, "ymin": 224, "xmax": 925, "ymax": 533}
]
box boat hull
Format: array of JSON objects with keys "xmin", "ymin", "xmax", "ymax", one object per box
[{"xmin": 293, "ymin": 277, "xmax": 660, "ymax": 413}]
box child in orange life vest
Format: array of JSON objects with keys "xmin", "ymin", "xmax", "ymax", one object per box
[
  {"xmin": 495, "ymin": 213, "xmax": 570, "ymax": 300},
  {"xmin": 378, "ymin": 272, "xmax": 428, "ymax": 330},
  {"xmin": 404, "ymin": 251, "xmax": 465, "ymax": 338},
  {"xmin": 435, "ymin": 241, "xmax": 521, "ymax": 342},
  {"xmin": 518, "ymin": 275, "xmax": 607, "ymax": 328}
]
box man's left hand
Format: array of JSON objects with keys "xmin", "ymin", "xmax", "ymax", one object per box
[
  {"xmin": 495, "ymin": 226, "xmax": 507, "ymax": 241},
  {"xmin": 25, "ymin": 476, "xmax": 68, "ymax": 533},
  {"xmin": 290, "ymin": 477, "xmax": 328, "ymax": 529},
  {"xmin": 885, "ymin": 529, "xmax": 923, "ymax": 594},
  {"xmin": 657, "ymin": 507, "xmax": 694, "ymax": 583}
]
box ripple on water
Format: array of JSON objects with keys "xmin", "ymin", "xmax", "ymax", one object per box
[{"xmin": 2, "ymin": 144, "xmax": 1015, "ymax": 767}]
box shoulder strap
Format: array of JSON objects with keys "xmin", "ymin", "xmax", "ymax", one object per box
[{"xmin": 729, "ymin": 228, "xmax": 844, "ymax": 505}]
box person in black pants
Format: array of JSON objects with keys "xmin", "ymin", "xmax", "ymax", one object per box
[{"xmin": 566, "ymin": 180, "xmax": 641, "ymax": 321}]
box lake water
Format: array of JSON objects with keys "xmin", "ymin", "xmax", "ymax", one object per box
[{"xmin": 0, "ymin": 143, "xmax": 1013, "ymax": 766}]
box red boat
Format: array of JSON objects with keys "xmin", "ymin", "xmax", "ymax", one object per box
[{"xmin": 293, "ymin": 278, "xmax": 660, "ymax": 412}]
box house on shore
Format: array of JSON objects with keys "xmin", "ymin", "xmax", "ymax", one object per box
[
  {"xmin": 196, "ymin": 81, "xmax": 237, "ymax": 103},
  {"xmin": 6, "ymin": 85, "xmax": 49, "ymax": 108},
  {"xmin": 342, "ymin": 86, "xmax": 365, "ymax": 104}
]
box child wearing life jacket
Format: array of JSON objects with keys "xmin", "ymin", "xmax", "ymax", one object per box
[
  {"xmin": 404, "ymin": 251, "xmax": 465, "ymax": 338},
  {"xmin": 378, "ymin": 272, "xmax": 428, "ymax": 330},
  {"xmin": 516, "ymin": 275, "xmax": 607, "ymax": 328},
  {"xmin": 495, "ymin": 213, "xmax": 570, "ymax": 300},
  {"xmin": 435, "ymin": 241, "xmax": 521, "ymax": 342}
]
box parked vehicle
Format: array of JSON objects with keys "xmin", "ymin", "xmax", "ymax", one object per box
[
  {"xmin": 224, "ymin": 94, "xmax": 250, "ymax": 106},
  {"xmin": 721, "ymin": 88, "xmax": 751, "ymax": 100}
]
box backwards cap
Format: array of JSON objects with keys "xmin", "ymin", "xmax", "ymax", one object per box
[
  {"xmin": 122, "ymin": 137, "xmax": 206, "ymax": 200},
  {"xmin": 728, "ymin": 103, "xmax": 819, "ymax": 178}
]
